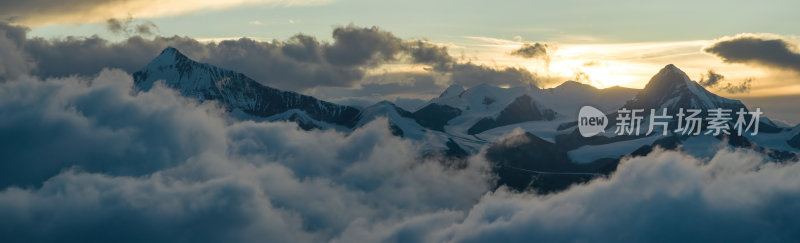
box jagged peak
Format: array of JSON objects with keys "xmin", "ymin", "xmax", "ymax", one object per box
[
  {"xmin": 634, "ymin": 64, "xmax": 694, "ymax": 98},
  {"xmin": 647, "ymin": 64, "xmax": 692, "ymax": 87},
  {"xmin": 134, "ymin": 45, "xmax": 262, "ymax": 95},
  {"xmin": 160, "ymin": 46, "xmax": 180, "ymax": 55},
  {"xmin": 374, "ymin": 100, "xmax": 398, "ymax": 107},
  {"xmin": 462, "ymin": 83, "xmax": 497, "ymax": 95},
  {"xmin": 151, "ymin": 46, "xmax": 192, "ymax": 66},
  {"xmin": 362, "ymin": 100, "xmax": 411, "ymax": 114},
  {"xmin": 625, "ymin": 64, "xmax": 745, "ymax": 111},
  {"xmin": 439, "ymin": 84, "xmax": 465, "ymax": 98}
]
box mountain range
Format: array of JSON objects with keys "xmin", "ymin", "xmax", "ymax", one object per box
[{"xmin": 133, "ymin": 47, "xmax": 800, "ymax": 193}]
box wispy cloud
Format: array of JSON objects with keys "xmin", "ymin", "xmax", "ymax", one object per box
[{"xmin": 0, "ymin": 0, "xmax": 331, "ymax": 26}]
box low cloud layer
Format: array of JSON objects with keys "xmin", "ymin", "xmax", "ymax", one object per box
[
  {"xmin": 434, "ymin": 148, "xmax": 800, "ymax": 242},
  {"xmin": 0, "ymin": 70, "xmax": 492, "ymax": 242},
  {"xmin": 705, "ymin": 34, "xmax": 800, "ymax": 73},
  {"xmin": 0, "ymin": 70, "xmax": 799, "ymax": 242}
]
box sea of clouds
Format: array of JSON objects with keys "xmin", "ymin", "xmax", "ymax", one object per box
[{"xmin": 0, "ymin": 69, "xmax": 799, "ymax": 242}]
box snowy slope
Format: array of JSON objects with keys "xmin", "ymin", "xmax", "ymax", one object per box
[
  {"xmin": 354, "ymin": 100, "xmax": 486, "ymax": 153},
  {"xmin": 133, "ymin": 47, "xmax": 361, "ymax": 127},
  {"xmin": 356, "ymin": 101, "xmax": 427, "ymax": 139},
  {"xmin": 131, "ymin": 49, "xmax": 799, "ymax": 166},
  {"xmin": 420, "ymin": 81, "xmax": 637, "ymax": 138},
  {"xmin": 567, "ymin": 135, "xmax": 661, "ymax": 164}
]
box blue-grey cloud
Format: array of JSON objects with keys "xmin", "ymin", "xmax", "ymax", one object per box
[
  {"xmin": 696, "ymin": 69, "xmax": 752, "ymax": 94},
  {"xmin": 18, "ymin": 26, "xmax": 380, "ymax": 91},
  {"xmin": 1, "ymin": 26, "xmax": 798, "ymax": 243},
  {"xmin": 0, "ymin": 70, "xmax": 226, "ymax": 188},
  {"xmin": 719, "ymin": 77, "xmax": 752, "ymax": 94},
  {"xmin": 0, "ymin": 70, "xmax": 492, "ymax": 242},
  {"xmin": 698, "ymin": 69, "xmax": 725, "ymax": 87},
  {"xmin": 510, "ymin": 43, "xmax": 549, "ymax": 59},
  {"xmin": 431, "ymin": 148, "xmax": 800, "ymax": 242},
  {"xmin": 309, "ymin": 72, "xmax": 445, "ymax": 108},
  {"xmin": 705, "ymin": 34, "xmax": 800, "ymax": 73},
  {"xmin": 446, "ymin": 63, "xmax": 539, "ymax": 88},
  {"xmin": 106, "ymin": 17, "xmax": 159, "ymax": 36},
  {"xmin": 1, "ymin": 21, "xmax": 545, "ymax": 91},
  {"xmin": 2, "ymin": 71, "xmax": 799, "ymax": 242},
  {"xmin": 0, "ymin": 22, "xmax": 33, "ymax": 81}
]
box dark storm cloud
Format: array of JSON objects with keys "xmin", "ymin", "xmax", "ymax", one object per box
[
  {"xmin": 445, "ymin": 63, "xmax": 539, "ymax": 88},
  {"xmin": 1, "ymin": 21, "xmax": 546, "ymax": 91},
  {"xmin": 719, "ymin": 77, "xmax": 752, "ymax": 94},
  {"xmin": 510, "ymin": 42, "xmax": 552, "ymax": 69},
  {"xmin": 0, "ymin": 22, "xmax": 33, "ymax": 81},
  {"xmin": 510, "ymin": 42, "xmax": 549, "ymax": 59},
  {"xmin": 324, "ymin": 25, "xmax": 404, "ymax": 67},
  {"xmin": 405, "ymin": 40, "xmax": 454, "ymax": 68},
  {"xmin": 698, "ymin": 69, "xmax": 725, "ymax": 87},
  {"xmin": 106, "ymin": 18, "xmax": 125, "ymax": 33},
  {"xmin": 347, "ymin": 73, "xmax": 443, "ymax": 97},
  {"xmin": 106, "ymin": 17, "xmax": 159, "ymax": 36},
  {"xmin": 401, "ymin": 39, "xmax": 540, "ymax": 88},
  {"xmin": 6, "ymin": 23, "xmax": 420, "ymax": 90},
  {"xmin": 695, "ymin": 69, "xmax": 751, "ymax": 94},
  {"xmin": 23, "ymin": 35, "xmax": 204, "ymax": 79},
  {"xmin": 20, "ymin": 25, "xmax": 394, "ymax": 91},
  {"xmin": 704, "ymin": 34, "xmax": 800, "ymax": 73},
  {"xmin": 310, "ymin": 72, "xmax": 446, "ymax": 108}
]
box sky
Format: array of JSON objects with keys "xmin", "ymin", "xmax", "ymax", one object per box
[
  {"xmin": 2, "ymin": 0, "xmax": 800, "ymax": 107},
  {"xmin": 2, "ymin": 1, "xmax": 800, "ymax": 242},
  {"xmin": 14, "ymin": 0, "xmax": 798, "ymax": 90}
]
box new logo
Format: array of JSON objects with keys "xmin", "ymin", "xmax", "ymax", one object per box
[{"xmin": 578, "ymin": 106, "xmax": 607, "ymax": 137}]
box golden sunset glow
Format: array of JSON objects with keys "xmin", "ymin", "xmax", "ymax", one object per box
[{"xmin": 451, "ymin": 36, "xmax": 800, "ymax": 97}]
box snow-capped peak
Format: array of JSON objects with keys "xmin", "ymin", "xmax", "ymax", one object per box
[
  {"xmin": 147, "ymin": 46, "xmax": 191, "ymax": 68},
  {"xmin": 133, "ymin": 47, "xmax": 361, "ymax": 127},
  {"xmin": 158, "ymin": 46, "xmax": 184, "ymax": 59},
  {"xmin": 643, "ymin": 64, "xmax": 692, "ymax": 92},
  {"xmin": 624, "ymin": 64, "xmax": 742, "ymax": 112},
  {"xmin": 439, "ymin": 84, "xmax": 465, "ymax": 98}
]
